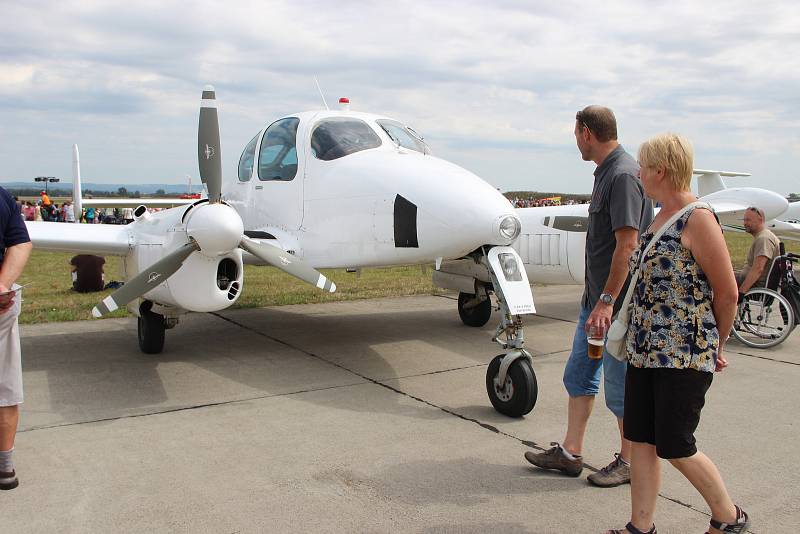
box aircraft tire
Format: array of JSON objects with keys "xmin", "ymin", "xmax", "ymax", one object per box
[
  {"xmin": 138, "ymin": 306, "xmax": 166, "ymax": 354},
  {"xmin": 458, "ymin": 292, "xmax": 492, "ymax": 327},
  {"xmin": 486, "ymin": 354, "xmax": 537, "ymax": 417}
]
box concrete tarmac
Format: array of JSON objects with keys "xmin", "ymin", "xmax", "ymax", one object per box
[{"xmin": 6, "ymin": 285, "xmax": 797, "ymax": 533}]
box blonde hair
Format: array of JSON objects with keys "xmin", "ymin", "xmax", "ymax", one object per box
[{"xmin": 638, "ymin": 133, "xmax": 694, "ymax": 191}]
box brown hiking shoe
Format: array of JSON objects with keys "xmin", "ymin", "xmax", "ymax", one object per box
[
  {"xmin": 587, "ymin": 453, "xmax": 630, "ymax": 487},
  {"xmin": 524, "ymin": 442, "xmax": 583, "ymax": 477}
]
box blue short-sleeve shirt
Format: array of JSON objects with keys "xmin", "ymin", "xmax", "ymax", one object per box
[{"xmin": 0, "ymin": 186, "xmax": 31, "ymax": 266}]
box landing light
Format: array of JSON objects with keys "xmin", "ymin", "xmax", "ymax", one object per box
[
  {"xmin": 499, "ymin": 253, "xmax": 523, "ymax": 282},
  {"xmin": 499, "ymin": 215, "xmax": 521, "ymax": 240}
]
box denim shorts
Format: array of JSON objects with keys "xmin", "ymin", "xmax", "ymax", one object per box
[{"xmin": 562, "ymin": 305, "xmax": 626, "ymax": 418}]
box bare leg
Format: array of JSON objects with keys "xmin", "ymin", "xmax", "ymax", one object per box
[
  {"xmin": 0, "ymin": 405, "xmax": 19, "ymax": 451},
  {"xmin": 669, "ymin": 452, "xmax": 737, "ymax": 532},
  {"xmin": 563, "ymin": 395, "xmax": 594, "ymax": 456},
  {"xmin": 627, "ymin": 442, "xmax": 660, "ymax": 531},
  {"xmin": 618, "ymin": 416, "xmax": 632, "ymax": 462}
]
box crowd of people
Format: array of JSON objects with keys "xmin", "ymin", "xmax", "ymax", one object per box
[
  {"xmin": 15, "ymin": 191, "xmax": 140, "ymax": 224},
  {"xmin": 510, "ymin": 196, "xmax": 590, "ymax": 208}
]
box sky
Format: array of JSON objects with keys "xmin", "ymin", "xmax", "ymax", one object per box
[{"xmin": 1, "ymin": 0, "xmax": 798, "ymax": 194}]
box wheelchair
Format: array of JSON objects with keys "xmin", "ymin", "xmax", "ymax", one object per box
[{"xmin": 731, "ymin": 243, "xmax": 800, "ymax": 349}]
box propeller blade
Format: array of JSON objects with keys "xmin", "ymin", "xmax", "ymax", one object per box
[
  {"xmin": 91, "ymin": 242, "xmax": 198, "ymax": 317},
  {"xmin": 239, "ymin": 236, "xmax": 336, "ymax": 293},
  {"xmin": 198, "ymin": 85, "xmax": 222, "ymax": 203}
]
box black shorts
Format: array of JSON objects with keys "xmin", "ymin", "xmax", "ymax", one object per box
[{"xmin": 623, "ymin": 364, "xmax": 713, "ymax": 459}]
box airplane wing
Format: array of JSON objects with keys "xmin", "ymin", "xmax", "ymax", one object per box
[
  {"xmin": 767, "ymin": 220, "xmax": 800, "ymax": 242},
  {"xmin": 26, "ymin": 221, "xmax": 133, "ymax": 255},
  {"xmin": 82, "ymin": 198, "xmax": 197, "ymax": 207}
]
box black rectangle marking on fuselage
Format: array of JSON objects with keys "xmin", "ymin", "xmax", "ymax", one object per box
[{"xmin": 394, "ymin": 194, "xmax": 419, "ymax": 248}]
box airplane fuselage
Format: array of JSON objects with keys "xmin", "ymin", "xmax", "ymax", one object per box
[{"xmin": 224, "ymin": 110, "xmax": 519, "ymax": 269}]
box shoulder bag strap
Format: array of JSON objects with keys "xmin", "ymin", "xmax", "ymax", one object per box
[{"xmin": 615, "ymin": 201, "xmax": 711, "ymax": 322}]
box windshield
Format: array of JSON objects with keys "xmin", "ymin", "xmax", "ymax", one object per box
[
  {"xmin": 377, "ymin": 120, "xmax": 430, "ymax": 154},
  {"xmin": 311, "ymin": 118, "xmax": 382, "ymax": 161}
]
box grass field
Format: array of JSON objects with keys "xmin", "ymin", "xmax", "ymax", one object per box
[{"xmin": 15, "ymin": 231, "xmax": 798, "ymax": 324}]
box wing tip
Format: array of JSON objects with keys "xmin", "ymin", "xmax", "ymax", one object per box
[{"xmin": 91, "ymin": 307, "xmax": 102, "ymax": 318}]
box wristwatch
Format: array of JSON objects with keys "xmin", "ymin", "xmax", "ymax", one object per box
[{"xmin": 599, "ymin": 293, "xmax": 615, "ymax": 305}]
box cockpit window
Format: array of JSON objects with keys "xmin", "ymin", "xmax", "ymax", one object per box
[
  {"xmin": 377, "ymin": 120, "xmax": 430, "ymax": 154},
  {"xmin": 238, "ymin": 132, "xmax": 260, "ymax": 182},
  {"xmin": 311, "ymin": 118, "xmax": 382, "ymax": 161},
  {"xmin": 258, "ymin": 117, "xmax": 300, "ymax": 181}
]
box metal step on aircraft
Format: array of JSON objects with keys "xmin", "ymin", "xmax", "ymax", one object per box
[{"xmin": 26, "ymin": 86, "xmax": 539, "ymax": 418}]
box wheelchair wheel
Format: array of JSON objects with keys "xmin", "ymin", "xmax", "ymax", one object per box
[{"xmin": 731, "ymin": 288, "xmax": 795, "ymax": 348}]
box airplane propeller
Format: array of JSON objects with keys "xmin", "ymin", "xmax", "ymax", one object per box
[
  {"xmin": 91, "ymin": 85, "xmax": 336, "ymax": 318},
  {"xmin": 198, "ymin": 85, "xmax": 223, "ymax": 203},
  {"xmin": 91, "ymin": 242, "xmax": 199, "ymax": 317},
  {"xmin": 240, "ymin": 236, "xmax": 336, "ymax": 292}
]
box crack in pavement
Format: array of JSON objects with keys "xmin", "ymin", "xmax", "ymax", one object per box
[{"xmin": 210, "ymin": 311, "xmax": 763, "ymax": 530}]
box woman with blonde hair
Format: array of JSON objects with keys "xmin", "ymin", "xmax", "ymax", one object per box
[{"xmin": 605, "ymin": 134, "xmax": 749, "ymax": 534}]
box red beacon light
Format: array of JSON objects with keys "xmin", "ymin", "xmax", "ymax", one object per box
[{"xmin": 339, "ymin": 97, "xmax": 350, "ymax": 111}]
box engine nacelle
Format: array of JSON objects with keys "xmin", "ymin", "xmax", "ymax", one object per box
[
  {"xmin": 158, "ymin": 249, "xmax": 244, "ymax": 312},
  {"xmin": 124, "ymin": 206, "xmax": 245, "ymax": 314}
]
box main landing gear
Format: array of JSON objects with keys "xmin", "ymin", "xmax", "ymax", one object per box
[
  {"xmin": 137, "ymin": 300, "xmax": 171, "ymax": 354},
  {"xmin": 457, "ymin": 290, "xmax": 492, "ymax": 327}
]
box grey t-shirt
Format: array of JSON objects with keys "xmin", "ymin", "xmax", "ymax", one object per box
[{"xmin": 583, "ymin": 145, "xmax": 654, "ymax": 311}]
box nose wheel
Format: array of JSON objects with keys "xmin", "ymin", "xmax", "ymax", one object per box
[{"xmin": 486, "ymin": 352, "xmax": 537, "ymax": 417}]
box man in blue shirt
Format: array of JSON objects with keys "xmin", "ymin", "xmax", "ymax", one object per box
[{"xmin": 0, "ymin": 185, "xmax": 32, "ymax": 490}]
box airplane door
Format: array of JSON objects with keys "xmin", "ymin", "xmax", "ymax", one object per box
[{"xmin": 249, "ymin": 117, "xmax": 304, "ymax": 230}]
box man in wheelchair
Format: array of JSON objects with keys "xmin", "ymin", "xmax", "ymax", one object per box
[
  {"xmin": 735, "ymin": 206, "xmax": 781, "ymax": 297},
  {"xmin": 730, "ymin": 207, "xmax": 800, "ymax": 348}
]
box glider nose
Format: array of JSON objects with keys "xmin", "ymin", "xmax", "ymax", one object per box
[{"xmin": 759, "ymin": 189, "xmax": 790, "ymax": 220}]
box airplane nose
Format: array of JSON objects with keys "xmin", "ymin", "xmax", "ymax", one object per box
[{"xmin": 406, "ymin": 156, "xmax": 519, "ymax": 249}]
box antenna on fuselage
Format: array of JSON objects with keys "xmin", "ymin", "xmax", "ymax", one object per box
[{"xmin": 314, "ymin": 76, "xmax": 330, "ymax": 110}]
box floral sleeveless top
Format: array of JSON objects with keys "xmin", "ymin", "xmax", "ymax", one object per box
[{"xmin": 626, "ymin": 206, "xmax": 719, "ymax": 372}]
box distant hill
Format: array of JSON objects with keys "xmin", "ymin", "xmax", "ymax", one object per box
[{"xmin": 0, "ymin": 182, "xmax": 204, "ymax": 196}]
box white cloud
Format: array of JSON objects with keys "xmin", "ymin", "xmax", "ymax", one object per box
[{"xmin": 0, "ymin": 0, "xmax": 798, "ymax": 193}]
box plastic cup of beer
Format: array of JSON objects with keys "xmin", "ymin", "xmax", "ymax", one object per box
[{"xmin": 587, "ymin": 326, "xmax": 605, "ymax": 360}]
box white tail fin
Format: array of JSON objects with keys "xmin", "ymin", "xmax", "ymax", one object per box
[
  {"xmin": 693, "ymin": 168, "xmax": 751, "ymax": 197},
  {"xmin": 72, "ymin": 144, "xmax": 82, "ymax": 223}
]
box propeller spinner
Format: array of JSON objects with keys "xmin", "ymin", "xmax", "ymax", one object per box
[{"xmin": 91, "ymin": 86, "xmax": 336, "ymax": 318}]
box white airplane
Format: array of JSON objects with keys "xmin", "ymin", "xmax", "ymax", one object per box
[
  {"xmin": 26, "ymin": 87, "xmax": 538, "ymax": 418},
  {"xmin": 434, "ymin": 169, "xmax": 790, "ymax": 321},
  {"xmin": 695, "ymin": 169, "xmax": 800, "ymax": 241}
]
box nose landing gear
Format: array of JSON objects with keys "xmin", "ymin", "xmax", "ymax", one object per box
[
  {"xmin": 483, "ymin": 246, "xmax": 538, "ymax": 417},
  {"xmin": 486, "ymin": 350, "xmax": 537, "ymax": 417},
  {"xmin": 436, "ymin": 246, "xmax": 538, "ymax": 417}
]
